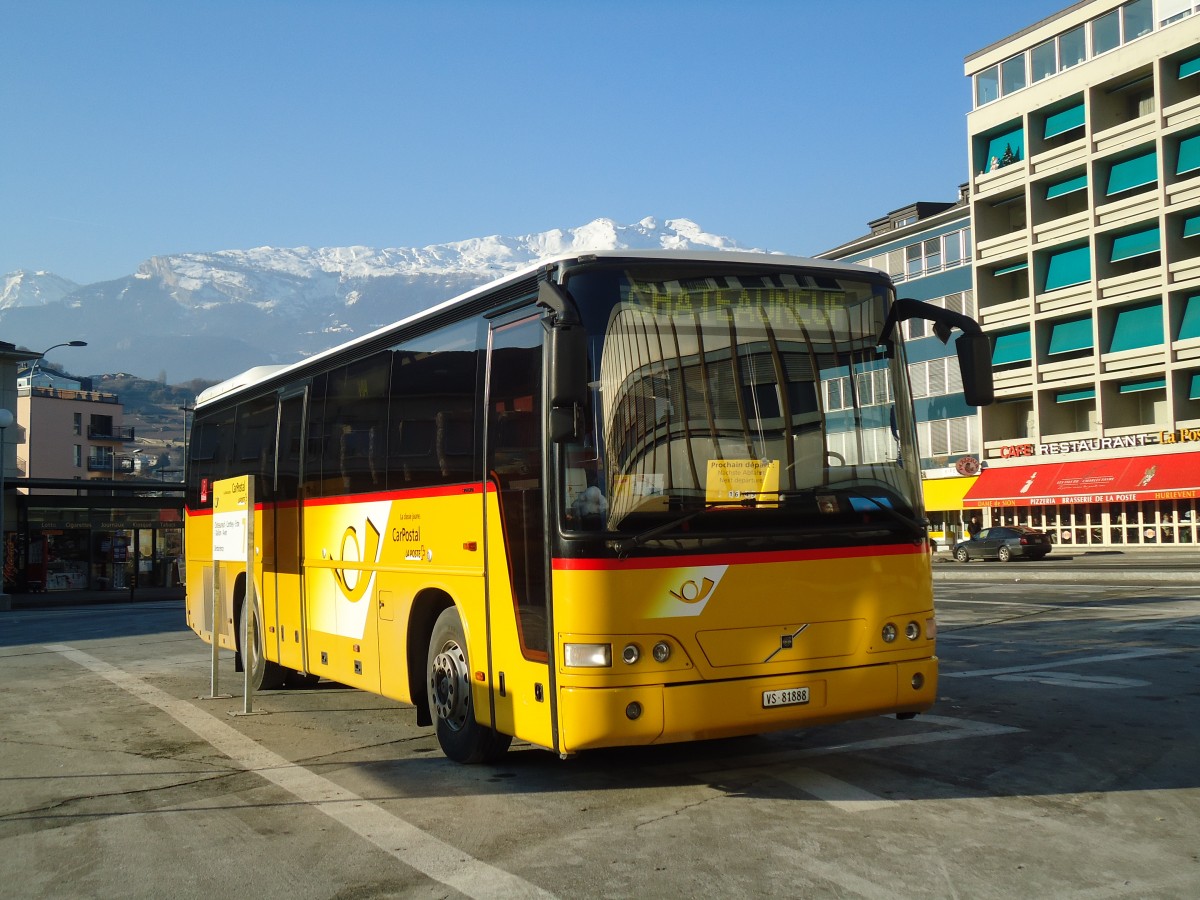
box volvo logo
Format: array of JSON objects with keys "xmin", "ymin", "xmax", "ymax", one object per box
[{"xmin": 764, "ymin": 624, "xmax": 810, "ymax": 662}]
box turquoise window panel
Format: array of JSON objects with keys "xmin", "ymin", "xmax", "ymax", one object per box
[
  {"xmin": 1109, "ymin": 226, "xmax": 1160, "ymax": 262},
  {"xmin": 1043, "ymin": 245, "xmax": 1091, "ymax": 291},
  {"xmin": 980, "ymin": 125, "xmax": 1024, "ymax": 172},
  {"xmin": 1109, "ymin": 302, "xmax": 1164, "ymax": 353},
  {"xmin": 1048, "ymin": 317, "xmax": 1093, "ymax": 354},
  {"xmin": 1106, "ymin": 151, "xmax": 1158, "ymax": 195},
  {"xmin": 993, "ymin": 261, "xmax": 1029, "ymax": 276},
  {"xmin": 1044, "ymin": 102, "xmax": 1085, "ymax": 140},
  {"xmin": 1190, "ymin": 372, "xmax": 1200, "ymax": 400},
  {"xmin": 1056, "ymin": 388, "xmax": 1095, "ymax": 403},
  {"xmin": 1185, "ymin": 214, "xmax": 1200, "ymax": 239},
  {"xmin": 1180, "ymin": 55, "xmax": 1200, "ymax": 80},
  {"xmin": 1118, "ymin": 377, "xmax": 1166, "ymax": 393},
  {"xmin": 1178, "ymin": 134, "xmax": 1200, "ymax": 175},
  {"xmin": 1045, "ymin": 173, "xmax": 1087, "ymax": 199},
  {"xmin": 1180, "ymin": 295, "xmax": 1200, "ymax": 341},
  {"xmin": 992, "ymin": 329, "xmax": 1031, "ymax": 365}
]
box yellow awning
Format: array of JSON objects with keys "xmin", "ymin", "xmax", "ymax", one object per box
[{"xmin": 922, "ymin": 476, "xmax": 977, "ymax": 511}]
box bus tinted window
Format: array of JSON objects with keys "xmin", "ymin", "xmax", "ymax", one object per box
[{"xmin": 386, "ymin": 320, "xmax": 482, "ymax": 490}]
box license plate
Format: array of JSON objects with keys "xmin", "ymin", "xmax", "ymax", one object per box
[{"xmin": 762, "ymin": 687, "xmax": 810, "ymax": 708}]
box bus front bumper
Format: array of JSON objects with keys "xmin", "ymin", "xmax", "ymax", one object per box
[{"xmin": 558, "ymin": 657, "xmax": 937, "ymax": 753}]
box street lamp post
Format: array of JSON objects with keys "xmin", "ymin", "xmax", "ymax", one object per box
[
  {"xmin": 30, "ymin": 340, "xmax": 87, "ymax": 386},
  {"xmin": 0, "ymin": 407, "xmax": 13, "ymax": 610}
]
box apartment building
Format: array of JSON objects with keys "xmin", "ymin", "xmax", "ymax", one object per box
[
  {"xmin": 820, "ymin": 191, "xmax": 981, "ymax": 546},
  {"xmin": 964, "ymin": 0, "xmax": 1200, "ymax": 547}
]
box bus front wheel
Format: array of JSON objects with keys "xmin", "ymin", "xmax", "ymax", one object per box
[{"xmin": 427, "ymin": 607, "xmax": 511, "ymax": 764}]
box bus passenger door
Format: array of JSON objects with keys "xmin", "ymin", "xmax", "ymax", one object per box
[
  {"xmin": 485, "ymin": 315, "xmax": 555, "ymax": 751},
  {"xmin": 272, "ymin": 389, "xmax": 307, "ymax": 673}
]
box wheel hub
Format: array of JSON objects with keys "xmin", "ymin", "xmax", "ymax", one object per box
[{"xmin": 430, "ymin": 642, "xmax": 470, "ymax": 730}]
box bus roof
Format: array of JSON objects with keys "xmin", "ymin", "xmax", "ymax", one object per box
[{"xmin": 194, "ymin": 249, "xmax": 883, "ymax": 409}]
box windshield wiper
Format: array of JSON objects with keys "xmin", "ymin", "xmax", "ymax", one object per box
[{"xmin": 614, "ymin": 500, "xmax": 753, "ymax": 556}]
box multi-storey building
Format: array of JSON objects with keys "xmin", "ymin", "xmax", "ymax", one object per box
[
  {"xmin": 16, "ymin": 367, "xmax": 133, "ymax": 482},
  {"xmin": 821, "ymin": 190, "xmax": 982, "ymax": 546},
  {"xmin": 963, "ymin": 0, "xmax": 1200, "ymax": 548}
]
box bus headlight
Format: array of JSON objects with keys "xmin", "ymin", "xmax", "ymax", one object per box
[
  {"xmin": 881, "ymin": 623, "xmax": 897, "ymax": 643},
  {"xmin": 652, "ymin": 641, "xmax": 671, "ymax": 663},
  {"xmin": 564, "ymin": 643, "xmax": 612, "ymax": 667},
  {"xmin": 905, "ymin": 621, "xmax": 921, "ymax": 641},
  {"xmin": 622, "ymin": 643, "xmax": 641, "ymax": 665}
]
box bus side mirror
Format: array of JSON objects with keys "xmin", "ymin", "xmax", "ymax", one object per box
[
  {"xmin": 539, "ymin": 280, "xmax": 590, "ymax": 442},
  {"xmin": 956, "ymin": 332, "xmax": 994, "ymax": 407}
]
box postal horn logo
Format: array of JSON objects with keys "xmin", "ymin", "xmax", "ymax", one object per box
[
  {"xmin": 649, "ymin": 565, "xmax": 728, "ymax": 618},
  {"xmin": 1138, "ymin": 465, "xmax": 1157, "ymax": 487},
  {"xmin": 669, "ymin": 577, "xmax": 715, "ymax": 605},
  {"xmin": 331, "ymin": 518, "xmax": 382, "ymax": 603}
]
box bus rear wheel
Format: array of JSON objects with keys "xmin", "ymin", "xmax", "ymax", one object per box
[
  {"xmin": 237, "ymin": 599, "xmax": 287, "ymax": 691},
  {"xmin": 427, "ymin": 607, "xmax": 511, "ymax": 764}
]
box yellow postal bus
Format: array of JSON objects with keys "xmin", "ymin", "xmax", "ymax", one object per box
[{"xmin": 184, "ymin": 250, "xmax": 992, "ymax": 762}]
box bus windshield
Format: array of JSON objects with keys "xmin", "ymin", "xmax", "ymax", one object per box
[{"xmin": 562, "ymin": 264, "xmax": 922, "ymax": 543}]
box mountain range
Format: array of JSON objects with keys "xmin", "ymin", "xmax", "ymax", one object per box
[{"xmin": 1, "ymin": 217, "xmax": 756, "ymax": 383}]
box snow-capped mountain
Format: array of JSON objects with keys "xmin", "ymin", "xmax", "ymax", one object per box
[
  {"xmin": 1, "ymin": 270, "xmax": 80, "ymax": 310},
  {"xmin": 0, "ymin": 217, "xmax": 754, "ymax": 382}
]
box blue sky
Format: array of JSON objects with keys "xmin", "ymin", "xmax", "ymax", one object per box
[{"xmin": 2, "ymin": 0, "xmax": 1060, "ymax": 285}]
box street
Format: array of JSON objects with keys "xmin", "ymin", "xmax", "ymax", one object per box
[{"xmin": 1, "ymin": 579, "xmax": 1197, "ymax": 899}]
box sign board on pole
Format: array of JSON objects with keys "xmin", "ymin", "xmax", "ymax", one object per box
[
  {"xmin": 208, "ymin": 475, "xmax": 256, "ymax": 709},
  {"xmin": 212, "ymin": 476, "xmax": 252, "ymax": 561}
]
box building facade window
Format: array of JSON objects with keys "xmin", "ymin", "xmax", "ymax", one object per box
[{"xmin": 973, "ymin": 0, "xmax": 1157, "ymax": 109}]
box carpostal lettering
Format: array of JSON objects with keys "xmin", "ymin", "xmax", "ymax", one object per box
[{"xmin": 392, "ymin": 526, "xmax": 421, "ymax": 543}]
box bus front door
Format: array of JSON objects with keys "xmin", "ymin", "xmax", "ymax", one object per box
[
  {"xmin": 484, "ymin": 315, "xmax": 555, "ymax": 752},
  {"xmin": 272, "ymin": 390, "xmax": 307, "ymax": 673}
]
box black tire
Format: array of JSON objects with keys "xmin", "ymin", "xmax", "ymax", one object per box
[
  {"xmin": 238, "ymin": 599, "xmax": 287, "ymax": 691},
  {"xmin": 998, "ymin": 545, "xmax": 1012, "ymax": 563},
  {"xmin": 427, "ymin": 607, "xmax": 511, "ymax": 764},
  {"xmin": 955, "ymin": 546, "xmax": 970, "ymax": 563}
]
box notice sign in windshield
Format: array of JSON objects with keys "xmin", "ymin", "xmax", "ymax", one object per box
[{"xmin": 706, "ymin": 459, "xmax": 780, "ymax": 503}]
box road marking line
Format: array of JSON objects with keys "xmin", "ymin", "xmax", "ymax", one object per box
[
  {"xmin": 937, "ymin": 598, "xmax": 1195, "ymax": 614},
  {"xmin": 697, "ymin": 715, "xmax": 1021, "ymax": 812},
  {"xmin": 993, "ymin": 672, "xmax": 1149, "ymax": 689},
  {"xmin": 768, "ymin": 768, "xmax": 897, "ymax": 811},
  {"xmin": 46, "ymin": 643, "xmax": 555, "ymax": 900},
  {"xmin": 942, "ymin": 648, "xmax": 1177, "ymax": 679}
]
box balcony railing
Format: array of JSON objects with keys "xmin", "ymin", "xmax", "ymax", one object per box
[
  {"xmin": 86, "ymin": 457, "xmax": 135, "ymax": 474},
  {"xmin": 88, "ymin": 425, "xmax": 135, "ymax": 441}
]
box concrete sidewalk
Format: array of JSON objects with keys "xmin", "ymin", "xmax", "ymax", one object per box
[{"xmin": 932, "ymin": 546, "xmax": 1199, "ymax": 584}]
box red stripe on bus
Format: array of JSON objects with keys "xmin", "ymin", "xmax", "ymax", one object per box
[
  {"xmin": 184, "ymin": 481, "xmax": 493, "ymax": 517},
  {"xmin": 552, "ymin": 543, "xmax": 924, "ymax": 570}
]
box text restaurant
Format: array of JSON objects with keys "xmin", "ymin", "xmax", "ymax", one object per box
[{"xmin": 962, "ymin": 431, "xmax": 1200, "ymax": 547}]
